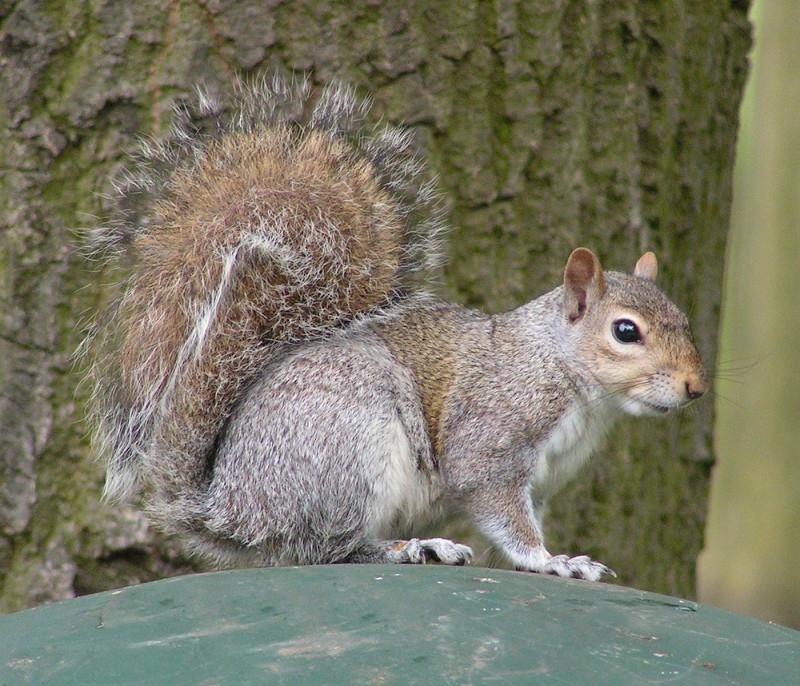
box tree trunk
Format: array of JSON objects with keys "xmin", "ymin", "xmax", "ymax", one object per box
[{"xmin": 0, "ymin": 0, "xmax": 750, "ymax": 612}]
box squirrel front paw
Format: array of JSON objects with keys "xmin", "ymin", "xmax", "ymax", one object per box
[
  {"xmin": 394, "ymin": 538, "xmax": 474, "ymax": 566},
  {"xmin": 519, "ymin": 554, "xmax": 616, "ymax": 582}
]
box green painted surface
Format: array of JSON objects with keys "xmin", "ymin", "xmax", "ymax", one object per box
[{"xmin": 1, "ymin": 566, "xmax": 797, "ymax": 685}]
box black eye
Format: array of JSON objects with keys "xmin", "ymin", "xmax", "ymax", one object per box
[{"xmin": 612, "ymin": 319, "xmax": 642, "ymax": 344}]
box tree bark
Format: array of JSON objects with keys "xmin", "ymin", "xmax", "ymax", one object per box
[{"xmin": 0, "ymin": 0, "xmax": 750, "ymax": 612}]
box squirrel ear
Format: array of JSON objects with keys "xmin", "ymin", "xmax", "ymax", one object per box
[
  {"xmin": 633, "ymin": 252, "xmax": 658, "ymax": 281},
  {"xmin": 563, "ymin": 248, "xmax": 605, "ymax": 324}
]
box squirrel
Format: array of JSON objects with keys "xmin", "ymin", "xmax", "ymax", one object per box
[{"xmin": 86, "ymin": 76, "xmax": 708, "ymax": 581}]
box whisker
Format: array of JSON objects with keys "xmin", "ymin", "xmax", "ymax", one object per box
[
  {"xmin": 713, "ymin": 354, "xmax": 767, "ymax": 376},
  {"xmin": 707, "ymin": 387, "xmax": 746, "ymax": 411},
  {"xmin": 568, "ymin": 379, "xmax": 644, "ymax": 416},
  {"xmin": 709, "ymin": 374, "xmax": 749, "ymax": 387}
]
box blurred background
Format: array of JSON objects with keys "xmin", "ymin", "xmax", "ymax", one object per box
[{"xmin": 698, "ymin": 0, "xmax": 800, "ymax": 630}]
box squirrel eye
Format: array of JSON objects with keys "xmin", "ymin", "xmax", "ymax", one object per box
[{"xmin": 612, "ymin": 319, "xmax": 642, "ymax": 344}]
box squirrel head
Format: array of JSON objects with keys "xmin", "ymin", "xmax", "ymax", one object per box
[{"xmin": 562, "ymin": 248, "xmax": 708, "ymax": 416}]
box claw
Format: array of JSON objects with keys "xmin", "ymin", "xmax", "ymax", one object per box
[
  {"xmin": 393, "ymin": 538, "xmax": 473, "ymax": 566},
  {"xmin": 521, "ymin": 552, "xmax": 615, "ymax": 581}
]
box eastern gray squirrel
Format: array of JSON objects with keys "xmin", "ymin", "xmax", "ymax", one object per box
[{"xmin": 87, "ymin": 77, "xmax": 707, "ymax": 581}]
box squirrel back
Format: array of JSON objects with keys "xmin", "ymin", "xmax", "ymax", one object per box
[{"xmin": 87, "ymin": 77, "xmax": 445, "ymax": 516}]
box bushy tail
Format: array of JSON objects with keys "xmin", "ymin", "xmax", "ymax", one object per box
[{"xmin": 86, "ymin": 75, "xmax": 446, "ymax": 528}]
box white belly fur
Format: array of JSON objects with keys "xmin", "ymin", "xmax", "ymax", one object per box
[{"xmin": 534, "ymin": 400, "xmax": 616, "ymax": 499}]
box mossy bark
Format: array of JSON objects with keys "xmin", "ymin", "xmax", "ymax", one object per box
[{"xmin": 0, "ymin": 0, "xmax": 750, "ymax": 611}]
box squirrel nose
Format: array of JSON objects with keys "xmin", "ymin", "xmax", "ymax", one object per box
[{"xmin": 685, "ymin": 376, "xmax": 707, "ymax": 401}]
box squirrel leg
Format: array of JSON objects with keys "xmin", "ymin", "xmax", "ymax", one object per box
[
  {"xmin": 467, "ymin": 483, "xmax": 615, "ymax": 581},
  {"xmin": 347, "ymin": 538, "xmax": 474, "ymax": 566}
]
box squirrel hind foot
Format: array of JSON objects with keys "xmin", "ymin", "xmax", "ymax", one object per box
[{"xmin": 349, "ymin": 538, "xmax": 474, "ymax": 566}]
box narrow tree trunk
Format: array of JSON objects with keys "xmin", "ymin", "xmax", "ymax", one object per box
[{"xmin": 0, "ymin": 0, "xmax": 750, "ymax": 612}]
